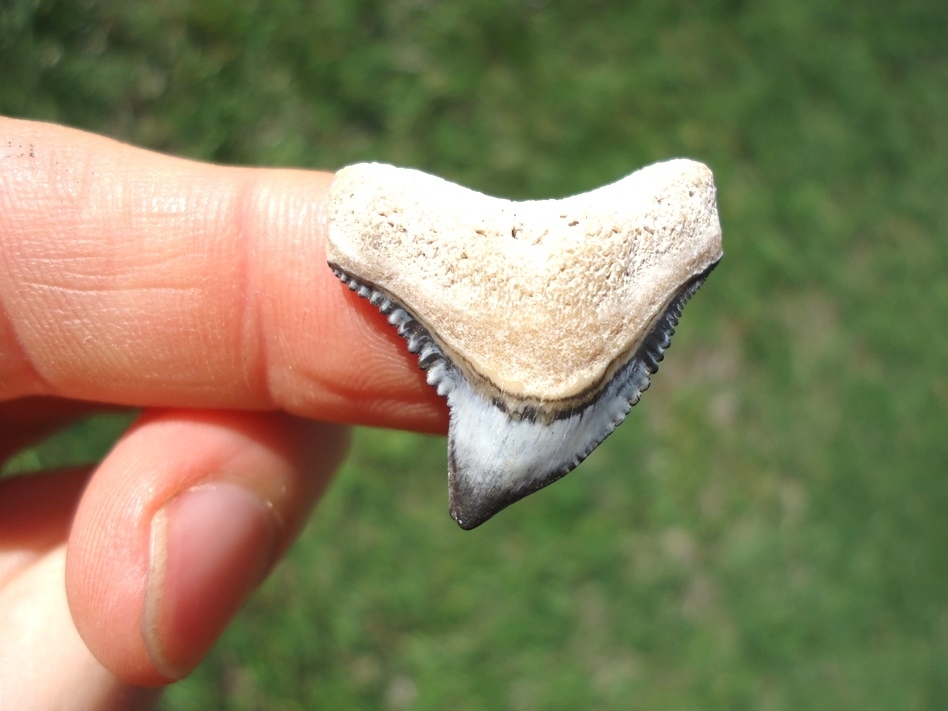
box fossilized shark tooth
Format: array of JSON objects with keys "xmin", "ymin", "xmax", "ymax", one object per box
[{"xmin": 326, "ymin": 160, "xmax": 722, "ymax": 529}]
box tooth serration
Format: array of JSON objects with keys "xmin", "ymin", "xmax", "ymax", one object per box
[{"xmin": 326, "ymin": 160, "xmax": 722, "ymax": 529}]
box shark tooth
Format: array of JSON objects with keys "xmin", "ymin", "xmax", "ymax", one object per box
[{"xmin": 326, "ymin": 160, "xmax": 722, "ymax": 529}]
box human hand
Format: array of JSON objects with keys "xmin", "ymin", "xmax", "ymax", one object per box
[{"xmin": 0, "ymin": 117, "xmax": 447, "ymax": 708}]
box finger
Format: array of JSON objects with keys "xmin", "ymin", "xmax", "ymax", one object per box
[
  {"xmin": 0, "ymin": 118, "xmax": 447, "ymax": 432},
  {"xmin": 0, "ymin": 468, "xmax": 90, "ymax": 589},
  {"xmin": 66, "ymin": 408, "xmax": 349, "ymax": 686},
  {"xmin": 0, "ymin": 469, "xmax": 160, "ymax": 710},
  {"xmin": 0, "ymin": 546, "xmax": 162, "ymax": 711}
]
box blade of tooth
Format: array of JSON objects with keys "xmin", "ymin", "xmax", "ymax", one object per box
[
  {"xmin": 447, "ymin": 266, "xmax": 713, "ymax": 529},
  {"xmin": 326, "ymin": 160, "xmax": 723, "ymax": 528}
]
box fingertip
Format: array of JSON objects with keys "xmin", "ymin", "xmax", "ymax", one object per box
[
  {"xmin": 142, "ymin": 483, "xmax": 277, "ymax": 679},
  {"xmin": 66, "ymin": 409, "xmax": 349, "ymax": 685}
]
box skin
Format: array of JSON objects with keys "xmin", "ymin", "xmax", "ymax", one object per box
[{"xmin": 0, "ymin": 117, "xmax": 448, "ymax": 708}]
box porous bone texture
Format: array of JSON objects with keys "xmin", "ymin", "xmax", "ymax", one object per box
[{"xmin": 326, "ymin": 160, "xmax": 722, "ymax": 403}]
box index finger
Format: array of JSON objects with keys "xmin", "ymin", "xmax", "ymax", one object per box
[{"xmin": 0, "ymin": 118, "xmax": 447, "ymax": 433}]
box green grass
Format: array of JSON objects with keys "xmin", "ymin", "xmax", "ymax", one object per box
[{"xmin": 3, "ymin": 0, "xmax": 947, "ymax": 708}]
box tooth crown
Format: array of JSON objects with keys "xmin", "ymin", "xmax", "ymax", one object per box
[{"xmin": 326, "ymin": 160, "xmax": 722, "ymax": 402}]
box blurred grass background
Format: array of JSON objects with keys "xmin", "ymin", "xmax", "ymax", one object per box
[{"xmin": 2, "ymin": 0, "xmax": 947, "ymax": 708}]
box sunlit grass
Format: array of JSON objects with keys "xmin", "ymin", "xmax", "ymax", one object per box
[{"xmin": 2, "ymin": 412, "xmax": 136, "ymax": 477}]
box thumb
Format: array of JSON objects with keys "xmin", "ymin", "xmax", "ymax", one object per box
[{"xmin": 66, "ymin": 409, "xmax": 349, "ymax": 685}]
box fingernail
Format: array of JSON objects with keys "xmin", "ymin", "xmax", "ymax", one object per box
[{"xmin": 143, "ymin": 483, "xmax": 277, "ymax": 680}]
